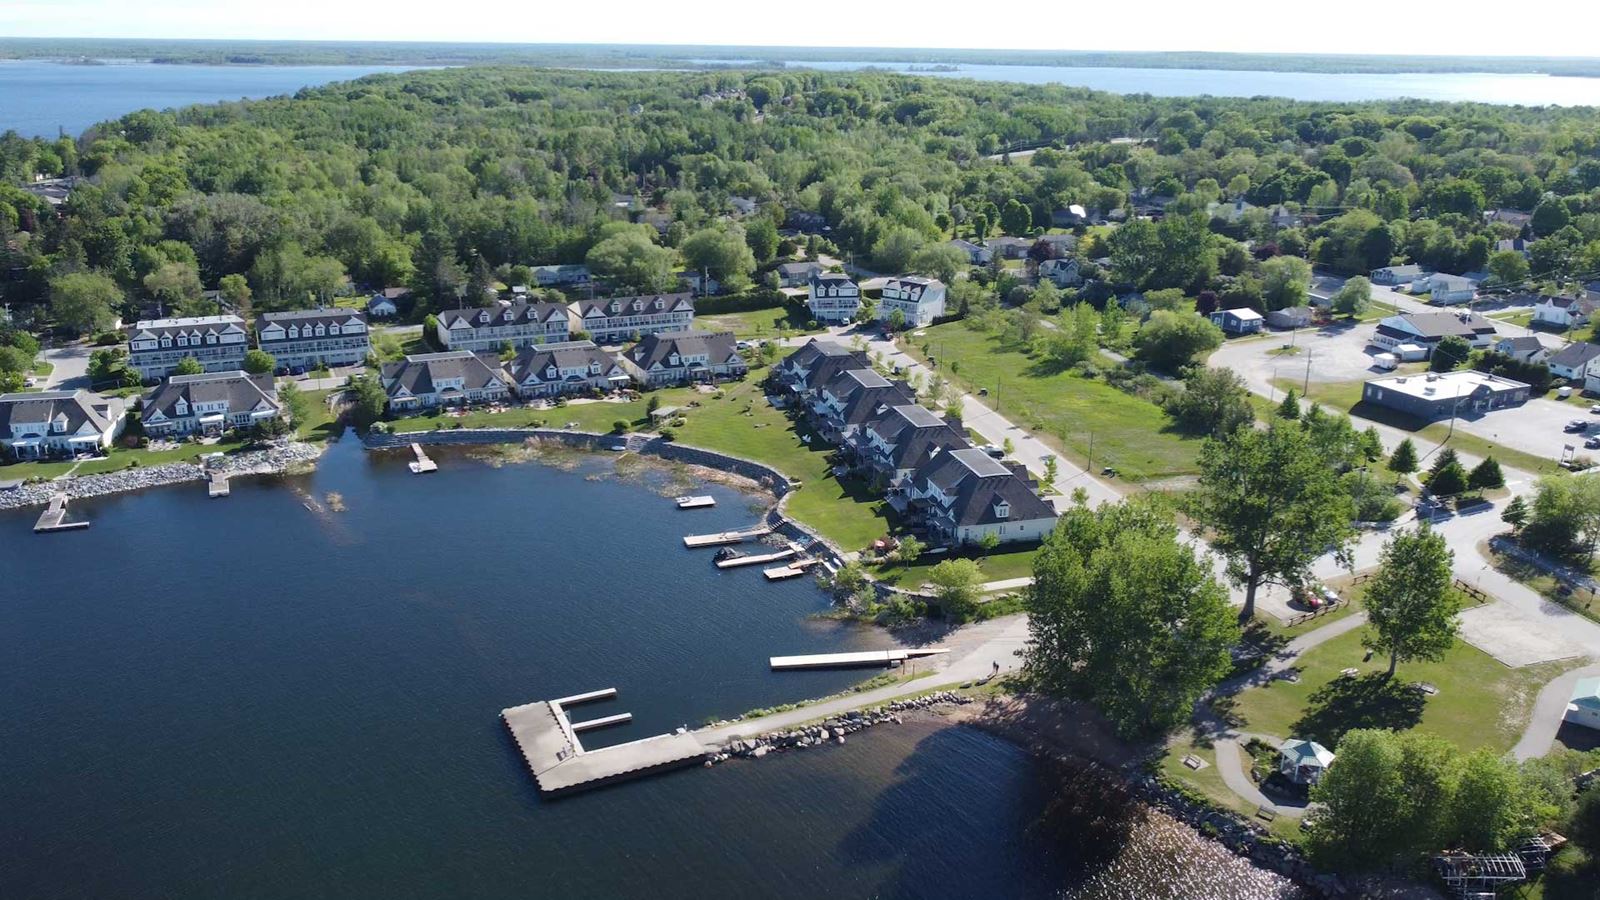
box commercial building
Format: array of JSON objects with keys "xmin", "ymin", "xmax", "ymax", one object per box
[{"xmin": 1361, "ymin": 371, "xmax": 1530, "ymax": 421}]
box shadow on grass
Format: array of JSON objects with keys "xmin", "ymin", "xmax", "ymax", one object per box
[{"xmin": 1291, "ymin": 673, "xmax": 1426, "ymax": 747}]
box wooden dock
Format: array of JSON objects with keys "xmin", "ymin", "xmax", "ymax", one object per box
[
  {"xmin": 716, "ymin": 545, "xmax": 798, "ymax": 569},
  {"xmin": 34, "ymin": 494, "xmax": 89, "ymax": 533},
  {"xmin": 676, "ymin": 495, "xmax": 716, "ymax": 509},
  {"xmin": 408, "ymin": 443, "xmax": 438, "ymax": 474},
  {"xmin": 764, "ymin": 558, "xmax": 821, "ymax": 581},
  {"xmin": 501, "ymin": 688, "xmax": 706, "ymax": 794},
  {"xmin": 683, "ymin": 525, "xmax": 772, "ymax": 548},
  {"xmin": 207, "ymin": 472, "xmax": 230, "ymax": 498},
  {"xmin": 769, "ymin": 648, "xmax": 950, "ymax": 670}
]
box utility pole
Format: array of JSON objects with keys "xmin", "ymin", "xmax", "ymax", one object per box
[{"xmin": 1302, "ymin": 350, "xmax": 1313, "ymax": 395}]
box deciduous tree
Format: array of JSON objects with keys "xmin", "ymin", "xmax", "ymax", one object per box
[{"xmin": 1362, "ymin": 525, "xmax": 1460, "ymax": 676}]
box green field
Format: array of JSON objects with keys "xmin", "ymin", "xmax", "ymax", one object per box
[
  {"xmin": 875, "ymin": 545, "xmax": 1042, "ymax": 588},
  {"xmin": 696, "ymin": 306, "xmax": 822, "ymax": 339},
  {"xmin": 904, "ymin": 322, "xmax": 1206, "ymax": 483}
]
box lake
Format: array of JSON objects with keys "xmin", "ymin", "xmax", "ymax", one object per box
[
  {"xmin": 0, "ymin": 60, "xmax": 418, "ymax": 138},
  {"xmin": 0, "ymin": 436, "xmax": 1302, "ymax": 898}
]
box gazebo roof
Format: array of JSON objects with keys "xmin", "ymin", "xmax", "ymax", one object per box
[
  {"xmin": 1280, "ymin": 738, "xmax": 1336, "ymax": 768},
  {"xmin": 1571, "ymin": 677, "xmax": 1600, "ymax": 711}
]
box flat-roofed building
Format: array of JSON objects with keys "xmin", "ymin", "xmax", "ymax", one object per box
[{"xmin": 1361, "ymin": 370, "xmax": 1530, "ymax": 421}]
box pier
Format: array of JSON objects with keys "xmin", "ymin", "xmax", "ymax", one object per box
[
  {"xmin": 769, "ymin": 648, "xmax": 950, "ymax": 670},
  {"xmin": 675, "ymin": 495, "xmax": 715, "ymax": 509},
  {"xmin": 34, "ymin": 494, "xmax": 89, "ymax": 533},
  {"xmin": 501, "ymin": 688, "xmax": 707, "ymax": 794},
  {"xmin": 763, "ymin": 558, "xmax": 821, "ymax": 581},
  {"xmin": 408, "ymin": 443, "xmax": 438, "ymax": 474},
  {"xmin": 683, "ymin": 525, "xmax": 771, "ymax": 547},
  {"xmin": 207, "ymin": 472, "xmax": 230, "ymax": 498},
  {"xmin": 715, "ymin": 544, "xmax": 798, "ymax": 569}
]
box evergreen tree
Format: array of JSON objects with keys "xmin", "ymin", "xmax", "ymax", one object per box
[
  {"xmin": 1388, "ymin": 438, "xmax": 1419, "ymax": 478},
  {"xmin": 1275, "ymin": 388, "xmax": 1301, "ymax": 420},
  {"xmin": 1467, "ymin": 457, "xmax": 1505, "ymax": 492}
]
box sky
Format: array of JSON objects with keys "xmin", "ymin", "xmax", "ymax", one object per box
[{"xmin": 1, "ymin": 0, "xmax": 1594, "ymax": 58}]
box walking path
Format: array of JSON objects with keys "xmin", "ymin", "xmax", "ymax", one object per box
[{"xmin": 1513, "ymin": 661, "xmax": 1600, "ymax": 761}]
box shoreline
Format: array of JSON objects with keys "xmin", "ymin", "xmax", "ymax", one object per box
[{"xmin": 0, "ymin": 441, "xmax": 325, "ymax": 512}]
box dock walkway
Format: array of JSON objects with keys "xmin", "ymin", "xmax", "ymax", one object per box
[
  {"xmin": 769, "ymin": 648, "xmax": 949, "ymax": 670},
  {"xmin": 715, "ymin": 544, "xmax": 798, "ymax": 569},
  {"xmin": 501, "ymin": 688, "xmax": 707, "ymax": 794},
  {"xmin": 408, "ymin": 443, "xmax": 438, "ymax": 474},
  {"xmin": 34, "ymin": 494, "xmax": 89, "ymax": 533},
  {"xmin": 208, "ymin": 472, "xmax": 230, "ymax": 497},
  {"xmin": 683, "ymin": 525, "xmax": 771, "ymax": 548}
]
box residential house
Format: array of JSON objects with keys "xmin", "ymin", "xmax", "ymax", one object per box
[
  {"xmin": 0, "ymin": 390, "xmax": 126, "ymax": 459},
  {"xmin": 1492, "ymin": 336, "xmax": 1547, "ymax": 365},
  {"xmin": 1036, "ymin": 234, "xmax": 1078, "ymax": 256},
  {"xmin": 1424, "ymin": 273, "xmax": 1478, "ymax": 304},
  {"xmin": 435, "ymin": 302, "xmax": 573, "ymax": 353},
  {"xmin": 681, "ymin": 271, "xmax": 722, "ymax": 296},
  {"xmin": 808, "ymin": 367, "xmax": 917, "ymax": 442},
  {"xmin": 1547, "ymin": 341, "xmax": 1600, "ymax": 381},
  {"xmin": 984, "ymin": 237, "xmax": 1031, "ymax": 259},
  {"xmin": 776, "ymin": 261, "xmax": 825, "ymax": 287},
  {"xmin": 571, "ymin": 292, "xmax": 695, "ymax": 344},
  {"xmin": 856, "ymin": 403, "xmax": 970, "ymax": 490},
  {"xmin": 1531, "ymin": 295, "xmax": 1597, "ymax": 330},
  {"xmin": 1050, "ymin": 204, "xmax": 1088, "ymax": 228},
  {"xmin": 622, "ymin": 331, "xmax": 745, "ymax": 386},
  {"xmin": 127, "ymin": 315, "xmax": 249, "ymax": 381},
  {"xmin": 1206, "ymin": 199, "xmax": 1255, "ymax": 223},
  {"xmin": 946, "ymin": 239, "xmax": 991, "ymax": 265},
  {"xmin": 784, "ymin": 211, "xmax": 827, "ymax": 232},
  {"xmin": 141, "ymin": 372, "xmax": 284, "ymax": 437},
  {"xmin": 530, "ymin": 264, "xmax": 592, "ymax": 288},
  {"xmin": 728, "ymin": 196, "xmax": 758, "ymax": 217},
  {"xmin": 904, "ymin": 447, "xmax": 1058, "ymax": 547},
  {"xmin": 1372, "ymin": 311, "xmax": 1497, "ymax": 357},
  {"xmin": 807, "ymin": 272, "xmax": 861, "ymax": 323},
  {"xmin": 1361, "ymin": 371, "xmax": 1530, "ymax": 421},
  {"xmin": 507, "ymin": 340, "xmax": 631, "ymax": 398},
  {"xmin": 1266, "ymin": 306, "xmax": 1314, "ymax": 329},
  {"xmin": 1485, "ymin": 208, "xmax": 1533, "ymax": 229},
  {"xmin": 1038, "ymin": 257, "xmax": 1082, "ymax": 287},
  {"xmin": 772, "ymin": 340, "xmax": 871, "ymax": 397},
  {"xmin": 1268, "ymin": 205, "xmax": 1302, "ymax": 228},
  {"xmin": 366, "ymin": 293, "xmax": 398, "ymax": 318},
  {"xmin": 1586, "ymin": 354, "xmax": 1600, "ymax": 396},
  {"xmin": 380, "ymin": 351, "xmax": 511, "ymax": 412},
  {"xmin": 1370, "ymin": 264, "xmax": 1429, "ymax": 285},
  {"xmin": 256, "ymin": 309, "xmax": 371, "ymax": 370},
  {"xmin": 1494, "ymin": 238, "xmax": 1533, "ymax": 256},
  {"xmin": 1211, "ymin": 307, "xmax": 1264, "ymax": 335},
  {"xmin": 877, "ymin": 276, "xmax": 947, "ymax": 328}
]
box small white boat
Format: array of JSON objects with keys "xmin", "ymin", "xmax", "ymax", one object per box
[{"xmin": 676, "ymin": 495, "xmax": 716, "ymax": 509}]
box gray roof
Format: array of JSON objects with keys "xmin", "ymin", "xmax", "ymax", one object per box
[
  {"xmin": 0, "ymin": 389, "xmax": 120, "ymax": 438},
  {"xmin": 1380, "ymin": 311, "xmax": 1495, "ymax": 340},
  {"xmin": 128, "ymin": 315, "xmax": 246, "ymax": 342},
  {"xmin": 913, "ymin": 448, "xmax": 1056, "ymax": 528},
  {"xmin": 508, "ymin": 340, "xmax": 624, "ymax": 384},
  {"xmin": 573, "ymin": 292, "xmax": 693, "ymax": 323},
  {"xmin": 810, "ymin": 272, "xmax": 856, "ymax": 287},
  {"xmin": 380, "ymin": 351, "xmax": 507, "ymax": 398},
  {"xmin": 881, "ymin": 276, "xmax": 943, "ymax": 302},
  {"xmin": 867, "ymin": 405, "xmax": 970, "ymax": 470},
  {"xmin": 1495, "ymin": 336, "xmax": 1544, "ymax": 354},
  {"xmin": 823, "ymin": 371, "xmax": 917, "ymax": 429},
  {"xmin": 143, "ymin": 371, "xmax": 281, "ymax": 420},
  {"xmin": 1547, "ymin": 341, "xmax": 1600, "ymax": 370},
  {"xmin": 776, "ymin": 261, "xmax": 824, "ymax": 277},
  {"xmin": 439, "ymin": 302, "xmax": 568, "ymax": 329},
  {"xmin": 626, "ymin": 330, "xmax": 742, "ymax": 372},
  {"xmin": 1374, "ymin": 264, "xmax": 1427, "ymax": 277},
  {"xmin": 257, "ymin": 309, "xmax": 368, "ymax": 344},
  {"xmin": 780, "ymin": 340, "xmax": 873, "ymax": 392}
]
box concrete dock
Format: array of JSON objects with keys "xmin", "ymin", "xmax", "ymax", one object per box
[
  {"xmin": 683, "ymin": 525, "xmax": 771, "ymax": 548},
  {"xmin": 34, "ymin": 494, "xmax": 89, "ymax": 533},
  {"xmin": 501, "ymin": 688, "xmax": 706, "ymax": 794},
  {"xmin": 207, "ymin": 472, "xmax": 230, "ymax": 497},
  {"xmin": 676, "ymin": 495, "xmax": 715, "ymax": 509},
  {"xmin": 763, "ymin": 558, "xmax": 821, "ymax": 581},
  {"xmin": 715, "ymin": 545, "xmax": 798, "ymax": 569},
  {"xmin": 408, "ymin": 443, "xmax": 438, "ymax": 474},
  {"xmin": 769, "ymin": 648, "xmax": 950, "ymax": 670}
]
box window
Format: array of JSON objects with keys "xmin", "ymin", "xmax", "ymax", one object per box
[
  {"xmin": 160, "ymin": 336, "xmax": 172, "ymax": 348},
  {"xmin": 176, "ymin": 335, "xmax": 188, "ymax": 347},
  {"xmin": 994, "ymin": 501, "xmax": 1010, "ymax": 519},
  {"xmin": 314, "ymin": 324, "xmax": 326, "ymax": 336},
  {"xmin": 206, "ymin": 333, "xmax": 217, "ymax": 344},
  {"xmin": 288, "ymin": 326, "xmax": 299, "ymax": 339}
]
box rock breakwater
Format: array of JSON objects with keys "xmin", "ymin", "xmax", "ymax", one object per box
[{"xmin": 0, "ymin": 442, "xmax": 323, "ymax": 511}]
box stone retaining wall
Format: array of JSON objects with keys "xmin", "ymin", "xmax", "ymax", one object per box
[{"xmin": 0, "ymin": 442, "xmax": 324, "ymax": 511}]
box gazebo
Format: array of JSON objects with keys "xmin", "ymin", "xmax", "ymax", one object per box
[
  {"xmin": 1565, "ymin": 677, "xmax": 1600, "ymax": 730},
  {"xmin": 1278, "ymin": 739, "xmax": 1336, "ymax": 785}
]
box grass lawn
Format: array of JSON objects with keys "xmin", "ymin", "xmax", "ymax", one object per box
[
  {"xmin": 874, "ymin": 544, "xmax": 1042, "ymax": 588},
  {"xmin": 1228, "ymin": 624, "xmax": 1576, "ymax": 754},
  {"xmin": 1488, "ymin": 309, "xmax": 1534, "ymax": 328},
  {"xmin": 0, "ymin": 437, "xmax": 253, "ymax": 481},
  {"xmin": 1484, "ymin": 540, "xmax": 1600, "ymax": 625},
  {"xmin": 31, "ymin": 360, "xmax": 53, "ymax": 375},
  {"xmin": 696, "ymin": 305, "xmax": 822, "ymax": 340},
  {"xmin": 903, "ymin": 322, "xmax": 1206, "ymax": 484},
  {"xmin": 293, "ymin": 388, "xmax": 342, "ymax": 442},
  {"xmin": 1159, "ymin": 737, "xmax": 1305, "ymax": 842},
  {"xmin": 389, "ymin": 391, "xmax": 682, "ymax": 438}
]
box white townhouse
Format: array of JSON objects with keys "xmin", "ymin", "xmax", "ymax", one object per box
[
  {"xmin": 127, "ymin": 315, "xmax": 249, "ymax": 380},
  {"xmin": 0, "ymin": 390, "xmax": 126, "ymax": 459},
  {"xmin": 807, "ymin": 272, "xmax": 861, "ymax": 323},
  {"xmin": 904, "ymin": 447, "xmax": 1058, "ymax": 548},
  {"xmin": 877, "ymin": 276, "xmax": 946, "ymax": 328},
  {"xmin": 256, "ymin": 309, "xmax": 371, "ymax": 370},
  {"xmin": 380, "ymin": 351, "xmax": 511, "ymax": 412},
  {"xmin": 622, "ymin": 331, "xmax": 746, "ymax": 387},
  {"xmin": 507, "ymin": 340, "xmax": 632, "ymax": 398},
  {"xmin": 435, "ymin": 302, "xmax": 573, "ymax": 353},
  {"xmin": 571, "ymin": 293, "xmax": 695, "ymax": 344},
  {"xmin": 857, "ymin": 403, "xmax": 970, "ymax": 490},
  {"xmin": 141, "ymin": 372, "xmax": 284, "ymax": 437},
  {"xmin": 807, "ymin": 367, "xmax": 917, "ymax": 442},
  {"xmin": 1423, "ymin": 273, "xmax": 1478, "ymax": 305},
  {"xmin": 772, "ymin": 340, "xmax": 872, "ymax": 398}
]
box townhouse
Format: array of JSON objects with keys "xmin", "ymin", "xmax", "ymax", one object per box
[
  {"xmin": 256, "ymin": 309, "xmax": 371, "ymax": 371},
  {"xmin": 0, "ymin": 390, "xmax": 126, "ymax": 459},
  {"xmin": 127, "ymin": 315, "xmax": 249, "ymax": 380},
  {"xmin": 381, "ymin": 351, "xmax": 512, "ymax": 412},
  {"xmin": 877, "ymin": 276, "xmax": 947, "ymax": 328},
  {"xmin": 807, "ymin": 367, "xmax": 917, "ymax": 442},
  {"xmin": 141, "ymin": 372, "xmax": 284, "ymax": 437},
  {"xmin": 903, "ymin": 447, "xmax": 1058, "ymax": 547},
  {"xmin": 622, "ymin": 331, "xmax": 746, "ymax": 387},
  {"xmin": 855, "ymin": 403, "xmax": 970, "ymax": 490},
  {"xmin": 571, "ymin": 292, "xmax": 695, "ymax": 344},
  {"xmin": 435, "ymin": 302, "xmax": 573, "ymax": 353},
  {"xmin": 506, "ymin": 340, "xmax": 632, "ymax": 398},
  {"xmin": 771, "ymin": 340, "xmax": 871, "ymax": 398},
  {"xmin": 807, "ymin": 272, "xmax": 861, "ymax": 324}
]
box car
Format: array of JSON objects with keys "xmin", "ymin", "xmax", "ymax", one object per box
[
  {"xmin": 1591, "ymin": 404, "xmax": 1600, "ymax": 414},
  {"xmin": 1587, "ymin": 436, "xmax": 1600, "ymax": 450},
  {"xmin": 22, "ymin": 375, "xmax": 38, "ymax": 387},
  {"xmin": 1566, "ymin": 420, "xmax": 1589, "ymax": 432},
  {"xmin": 981, "ymin": 444, "xmax": 1005, "ymax": 458}
]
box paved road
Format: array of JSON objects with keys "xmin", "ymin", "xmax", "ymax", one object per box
[
  {"xmin": 39, "ymin": 342, "xmax": 92, "ymax": 391},
  {"xmin": 1513, "ymin": 661, "xmax": 1600, "ymax": 760}
]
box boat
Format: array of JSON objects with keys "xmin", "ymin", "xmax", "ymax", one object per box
[
  {"xmin": 713, "ymin": 547, "xmax": 744, "ymax": 563},
  {"xmin": 675, "ymin": 495, "xmax": 716, "ymax": 509}
]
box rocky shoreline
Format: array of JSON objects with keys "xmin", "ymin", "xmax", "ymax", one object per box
[{"xmin": 0, "ymin": 442, "xmax": 325, "ymax": 511}]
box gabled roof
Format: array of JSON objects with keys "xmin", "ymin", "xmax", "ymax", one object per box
[
  {"xmin": 913, "ymin": 448, "xmax": 1056, "ymax": 528},
  {"xmin": 626, "ymin": 330, "xmax": 742, "ymax": 371},
  {"xmin": 143, "ymin": 371, "xmax": 281, "ymax": 420},
  {"xmin": 508, "ymin": 340, "xmax": 622, "ymax": 384},
  {"xmin": 776, "ymin": 261, "xmax": 824, "ymax": 276},
  {"xmin": 881, "ymin": 276, "xmax": 943, "ymax": 302},
  {"xmin": 257, "ymin": 309, "xmax": 368, "ymax": 341},
  {"xmin": 129, "ymin": 315, "xmax": 246, "ymax": 341},
  {"xmin": 1547, "ymin": 341, "xmax": 1600, "ymax": 370},
  {"xmin": 438, "ymin": 302, "xmax": 568, "ymax": 329},
  {"xmin": 1380, "ymin": 311, "xmax": 1496, "ymax": 340},
  {"xmin": 1495, "ymin": 336, "xmax": 1544, "ymax": 354},
  {"xmin": 573, "ymin": 293, "xmax": 694, "ymax": 321},
  {"xmin": 380, "ymin": 351, "xmax": 507, "ymax": 398},
  {"xmin": 0, "ymin": 389, "xmax": 120, "ymax": 437},
  {"xmin": 868, "ymin": 405, "xmax": 970, "ymax": 470}
]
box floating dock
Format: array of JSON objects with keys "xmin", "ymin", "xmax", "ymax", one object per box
[
  {"xmin": 408, "ymin": 443, "xmax": 438, "ymax": 474},
  {"xmin": 764, "ymin": 558, "xmax": 821, "ymax": 581},
  {"xmin": 676, "ymin": 495, "xmax": 716, "ymax": 510},
  {"xmin": 716, "ymin": 545, "xmax": 798, "ymax": 569},
  {"xmin": 683, "ymin": 525, "xmax": 771, "ymax": 548},
  {"xmin": 207, "ymin": 472, "xmax": 230, "ymax": 498},
  {"xmin": 34, "ymin": 494, "xmax": 89, "ymax": 533},
  {"xmin": 501, "ymin": 688, "xmax": 706, "ymax": 795},
  {"xmin": 769, "ymin": 648, "xmax": 950, "ymax": 670}
]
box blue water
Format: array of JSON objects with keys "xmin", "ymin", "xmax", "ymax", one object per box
[
  {"xmin": 0, "ymin": 60, "xmax": 417, "ymax": 138},
  {"xmin": 0, "ymin": 437, "xmax": 1301, "ymax": 898}
]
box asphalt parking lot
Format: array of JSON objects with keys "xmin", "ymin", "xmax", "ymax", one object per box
[{"xmin": 1443, "ymin": 397, "xmax": 1600, "ymax": 462}]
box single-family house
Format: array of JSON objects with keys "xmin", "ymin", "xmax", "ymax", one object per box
[
  {"xmin": 1547, "ymin": 341, "xmax": 1600, "ymax": 381},
  {"xmin": 381, "ymin": 351, "xmax": 510, "ymax": 412},
  {"xmin": 622, "ymin": 331, "xmax": 746, "ymax": 386},
  {"xmin": 903, "ymin": 447, "xmax": 1057, "ymax": 547},
  {"xmin": 571, "ymin": 293, "xmax": 696, "ymax": 344},
  {"xmin": 773, "ymin": 340, "xmax": 871, "ymax": 397},
  {"xmin": 985, "ymin": 237, "xmax": 1031, "ymax": 259},
  {"xmin": 530, "ymin": 264, "xmax": 592, "ymax": 288},
  {"xmin": 808, "ymin": 367, "xmax": 918, "ymax": 442},
  {"xmin": 1207, "ymin": 199, "xmax": 1254, "ymax": 223},
  {"xmin": 1531, "ymin": 295, "xmax": 1597, "ymax": 330},
  {"xmin": 728, "ymin": 196, "xmax": 758, "ymax": 217},
  {"xmin": 1485, "ymin": 208, "xmax": 1533, "ymax": 229},
  {"xmin": 1425, "ymin": 273, "xmax": 1478, "ymax": 305},
  {"xmin": 1036, "ymin": 234, "xmax": 1078, "ymax": 256},
  {"xmin": 507, "ymin": 340, "xmax": 631, "ymax": 398},
  {"xmin": 856, "ymin": 403, "xmax": 970, "ymax": 490},
  {"xmin": 1361, "ymin": 370, "xmax": 1530, "ymax": 421},
  {"xmin": 127, "ymin": 315, "xmax": 249, "ymax": 380},
  {"xmin": 1211, "ymin": 307, "xmax": 1264, "ymax": 335},
  {"xmin": 1038, "ymin": 257, "xmax": 1082, "ymax": 288},
  {"xmin": 946, "ymin": 239, "xmax": 991, "ymax": 265},
  {"xmin": 784, "ymin": 211, "xmax": 827, "ymax": 232},
  {"xmin": 1265, "ymin": 306, "xmax": 1314, "ymax": 329},
  {"xmin": 877, "ymin": 276, "xmax": 947, "ymax": 328},
  {"xmin": 1370, "ymin": 264, "xmax": 1428, "ymax": 286},
  {"xmin": 681, "ymin": 271, "xmax": 722, "ymax": 296},
  {"xmin": 1494, "ymin": 238, "xmax": 1533, "ymax": 256},
  {"xmin": 256, "ymin": 309, "xmax": 371, "ymax": 370},
  {"xmin": 435, "ymin": 302, "xmax": 573, "ymax": 353},
  {"xmin": 1372, "ymin": 311, "xmax": 1497, "ymax": 357},
  {"xmin": 0, "ymin": 390, "xmax": 126, "ymax": 459},
  {"xmin": 366, "ymin": 293, "xmax": 398, "ymax": 318},
  {"xmin": 1492, "ymin": 336, "xmax": 1547, "ymax": 365},
  {"xmin": 1587, "ymin": 354, "xmax": 1600, "ymax": 397},
  {"xmin": 808, "ymin": 272, "xmax": 861, "ymax": 323},
  {"xmin": 141, "ymin": 371, "xmax": 284, "ymax": 437},
  {"xmin": 776, "ymin": 261, "xmax": 825, "ymax": 287},
  {"xmin": 1050, "ymin": 204, "xmax": 1088, "ymax": 228}
]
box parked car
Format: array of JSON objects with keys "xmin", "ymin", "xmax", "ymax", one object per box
[
  {"xmin": 1590, "ymin": 404, "xmax": 1600, "ymax": 414},
  {"xmin": 981, "ymin": 444, "xmax": 1005, "ymax": 459},
  {"xmin": 1566, "ymin": 420, "xmax": 1589, "ymax": 432},
  {"xmin": 1586, "ymin": 436, "xmax": 1600, "ymax": 450}
]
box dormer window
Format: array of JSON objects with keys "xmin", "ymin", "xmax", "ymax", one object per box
[
  {"xmin": 328, "ymin": 324, "xmax": 340, "ymax": 335},
  {"xmin": 206, "ymin": 333, "xmax": 217, "ymax": 344},
  {"xmin": 503, "ymin": 311, "xmax": 513, "ymax": 322},
  {"xmin": 546, "ymin": 366, "xmax": 557, "ymax": 379},
  {"xmin": 288, "ymin": 326, "xmax": 300, "ymax": 339},
  {"xmin": 175, "ymin": 399, "xmax": 188, "ymax": 416},
  {"xmin": 609, "ymin": 302, "xmax": 621, "ymax": 313},
  {"xmin": 160, "ymin": 336, "xmax": 172, "ymax": 347},
  {"xmin": 669, "ymin": 353, "xmax": 680, "ymax": 366},
  {"xmin": 51, "ymin": 413, "xmax": 67, "ymax": 433},
  {"xmin": 313, "ymin": 324, "xmax": 325, "ymax": 336},
  {"xmin": 993, "ymin": 501, "xmax": 1010, "ymax": 519},
  {"xmin": 654, "ymin": 299, "xmax": 663, "ymax": 310},
  {"xmin": 176, "ymin": 335, "xmax": 189, "ymax": 347}
]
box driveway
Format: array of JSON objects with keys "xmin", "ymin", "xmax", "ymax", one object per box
[{"xmin": 39, "ymin": 342, "xmax": 93, "ymax": 391}]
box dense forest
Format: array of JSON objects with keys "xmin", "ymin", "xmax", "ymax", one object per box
[{"xmin": 4, "ymin": 66, "xmax": 1600, "ymax": 336}]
